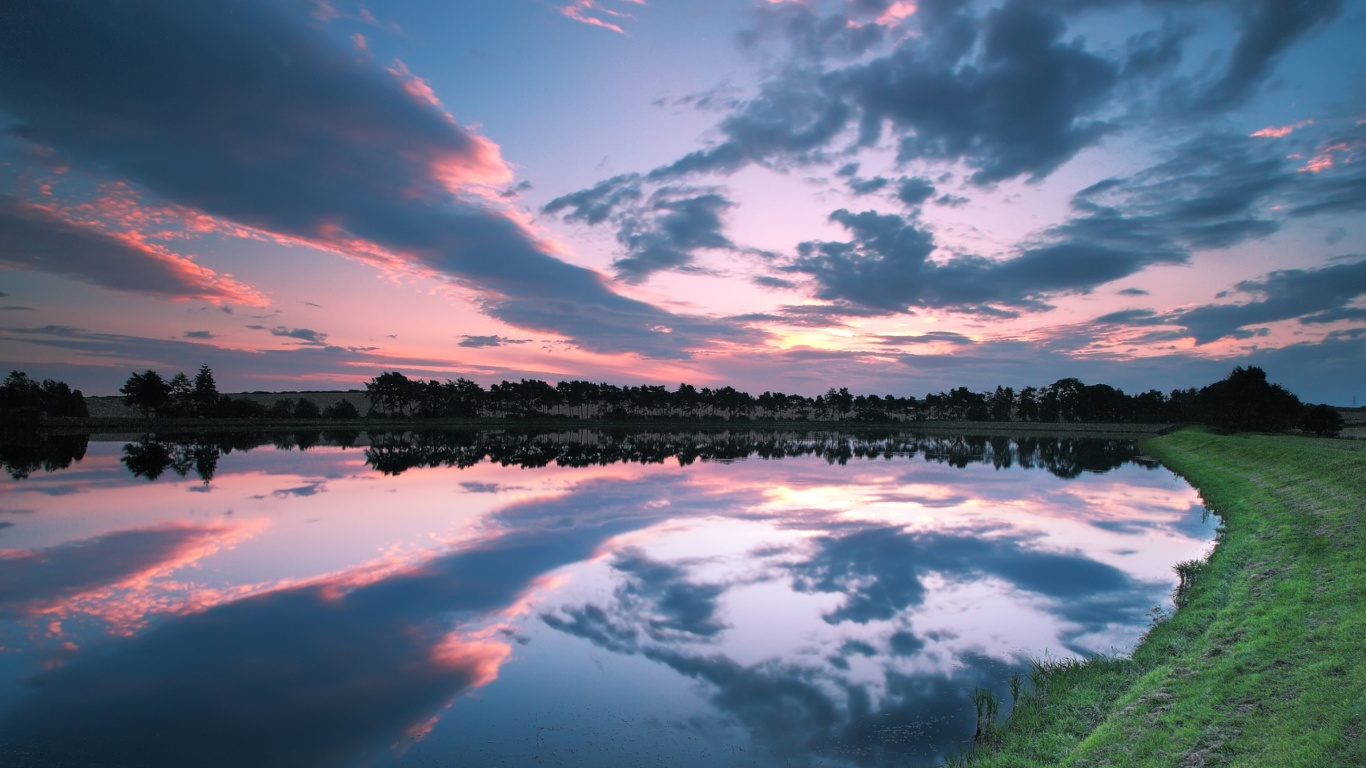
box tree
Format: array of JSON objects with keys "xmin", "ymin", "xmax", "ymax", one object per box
[
  {"xmin": 1197, "ymin": 366, "xmax": 1301, "ymax": 432},
  {"xmin": 121, "ymin": 370, "xmax": 172, "ymax": 418},
  {"xmin": 192, "ymin": 364, "xmax": 219, "ymax": 416},
  {"xmin": 1300, "ymin": 404, "xmax": 1344, "ymax": 437},
  {"xmin": 293, "ymin": 398, "xmax": 321, "ymax": 419},
  {"xmin": 322, "ymin": 399, "xmax": 361, "ymax": 419},
  {"xmin": 168, "ymin": 372, "xmax": 193, "ymax": 416}
]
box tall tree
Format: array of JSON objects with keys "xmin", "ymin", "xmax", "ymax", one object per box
[{"xmin": 192, "ymin": 364, "xmax": 219, "ymax": 417}]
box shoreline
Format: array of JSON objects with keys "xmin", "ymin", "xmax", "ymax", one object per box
[
  {"xmin": 960, "ymin": 429, "xmax": 1365, "ymax": 766},
  {"xmin": 22, "ymin": 415, "xmax": 1181, "ymax": 441}
]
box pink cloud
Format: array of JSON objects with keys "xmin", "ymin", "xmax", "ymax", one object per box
[
  {"xmin": 1250, "ymin": 118, "xmax": 1313, "ymax": 138},
  {"xmin": 0, "ymin": 196, "xmax": 268, "ymax": 307},
  {"xmin": 559, "ymin": 0, "xmax": 644, "ymax": 35}
]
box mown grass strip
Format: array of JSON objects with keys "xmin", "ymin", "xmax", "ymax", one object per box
[{"xmin": 959, "ymin": 429, "xmax": 1366, "ymax": 767}]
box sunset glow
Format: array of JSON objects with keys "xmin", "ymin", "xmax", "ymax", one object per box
[{"xmin": 0, "ymin": 0, "xmax": 1363, "ymax": 402}]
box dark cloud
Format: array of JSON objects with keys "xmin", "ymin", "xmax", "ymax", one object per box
[
  {"xmin": 790, "ymin": 126, "xmax": 1366, "ymax": 318},
  {"xmin": 541, "ymin": 173, "xmax": 642, "ymax": 226},
  {"xmin": 613, "ymin": 189, "xmax": 735, "ymax": 283},
  {"xmin": 846, "ymin": 176, "xmax": 889, "ymax": 195},
  {"xmin": 791, "ymin": 526, "xmax": 1146, "ymax": 630},
  {"xmin": 457, "ymin": 335, "xmax": 531, "ymax": 348},
  {"xmin": 846, "ymin": 0, "xmax": 1120, "ymax": 183},
  {"xmin": 738, "ymin": 1, "xmax": 888, "ymax": 62},
  {"xmin": 271, "ymin": 482, "xmax": 325, "ymax": 498},
  {"xmin": 0, "ymin": 524, "xmax": 231, "ymax": 615},
  {"xmin": 0, "ymin": 488, "xmax": 654, "ymax": 767},
  {"xmin": 1195, "ymin": 0, "xmax": 1344, "ymax": 112},
  {"xmin": 895, "ymin": 176, "xmax": 936, "ymax": 207},
  {"xmin": 182, "ymin": 330, "xmax": 215, "ymax": 339},
  {"xmin": 647, "ymin": 67, "xmax": 854, "ymax": 182},
  {"xmin": 263, "ymin": 326, "xmax": 328, "ymax": 345},
  {"xmin": 0, "ymin": 1, "xmax": 738, "ymax": 358},
  {"xmin": 0, "ymin": 196, "xmax": 261, "ymax": 304},
  {"xmin": 887, "ymin": 630, "xmax": 925, "ymax": 657},
  {"xmin": 874, "ymin": 332, "xmax": 976, "ymax": 346},
  {"xmin": 1117, "ymin": 287, "xmax": 1149, "ymax": 296},
  {"xmin": 792, "ymin": 205, "xmax": 1169, "ymax": 315},
  {"xmin": 611, "ymin": 550, "xmax": 728, "ymax": 640},
  {"xmin": 1170, "ymin": 258, "xmax": 1366, "ymax": 344},
  {"xmin": 752, "ymin": 275, "xmax": 798, "ymax": 290}
]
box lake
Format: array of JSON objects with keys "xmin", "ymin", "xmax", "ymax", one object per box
[{"xmin": 0, "ymin": 429, "xmax": 1214, "ymax": 767}]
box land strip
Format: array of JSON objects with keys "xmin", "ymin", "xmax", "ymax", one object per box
[{"xmin": 962, "ymin": 429, "xmax": 1366, "ymax": 767}]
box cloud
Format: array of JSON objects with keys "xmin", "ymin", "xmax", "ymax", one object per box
[
  {"xmin": 0, "ymin": 197, "xmax": 265, "ymax": 305},
  {"xmin": 262, "ymin": 326, "xmax": 329, "ymax": 345},
  {"xmin": 457, "ymin": 335, "xmax": 532, "ymax": 348},
  {"xmin": 612, "ymin": 188, "xmax": 736, "ymax": 282},
  {"xmin": 182, "ymin": 330, "xmax": 215, "ymax": 340},
  {"xmin": 895, "ymin": 176, "xmax": 936, "ymax": 207},
  {"xmin": 846, "ymin": 176, "xmax": 890, "ymax": 195},
  {"xmin": 0, "ymin": 483, "xmax": 671, "ymax": 767},
  {"xmin": 790, "ymin": 526, "xmax": 1149, "ymax": 631},
  {"xmin": 1169, "ymin": 258, "xmax": 1366, "ymax": 344},
  {"xmin": 791, "ymin": 205, "xmax": 1180, "ymax": 315},
  {"xmin": 847, "ymin": 0, "xmax": 1120, "ymax": 183},
  {"xmin": 558, "ymin": 0, "xmax": 644, "ymax": 36},
  {"xmin": 0, "ymin": 0, "xmax": 737, "ymax": 359},
  {"xmin": 610, "ymin": 549, "xmax": 727, "ymax": 640},
  {"xmin": 1193, "ymin": 0, "xmax": 1343, "ymax": 112},
  {"xmin": 0, "ymin": 524, "xmax": 234, "ymax": 616}
]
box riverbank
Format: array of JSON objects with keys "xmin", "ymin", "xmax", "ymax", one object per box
[{"xmin": 960, "ymin": 429, "xmax": 1366, "ymax": 767}]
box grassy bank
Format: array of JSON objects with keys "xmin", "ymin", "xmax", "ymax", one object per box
[{"xmin": 960, "ymin": 429, "xmax": 1365, "ymax": 767}]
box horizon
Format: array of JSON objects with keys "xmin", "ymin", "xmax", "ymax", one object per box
[{"xmin": 2, "ymin": 1, "xmax": 1364, "ymax": 404}]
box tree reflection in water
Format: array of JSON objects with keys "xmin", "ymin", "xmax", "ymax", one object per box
[{"xmin": 1, "ymin": 428, "xmax": 1150, "ymax": 484}]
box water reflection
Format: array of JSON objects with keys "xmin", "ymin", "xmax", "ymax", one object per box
[{"xmin": 0, "ymin": 431, "xmax": 1211, "ymax": 767}]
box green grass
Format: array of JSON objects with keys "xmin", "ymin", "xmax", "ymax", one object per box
[{"xmin": 961, "ymin": 429, "xmax": 1366, "ymax": 767}]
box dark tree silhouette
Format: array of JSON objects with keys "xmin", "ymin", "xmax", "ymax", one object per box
[
  {"xmin": 1300, "ymin": 404, "xmax": 1344, "ymax": 437},
  {"xmin": 322, "ymin": 399, "xmax": 361, "ymax": 419},
  {"xmin": 121, "ymin": 370, "xmax": 172, "ymax": 418},
  {"xmin": 1197, "ymin": 366, "xmax": 1302, "ymax": 432},
  {"xmin": 293, "ymin": 398, "xmax": 321, "ymax": 419},
  {"xmin": 193, "ymin": 364, "xmax": 219, "ymax": 416}
]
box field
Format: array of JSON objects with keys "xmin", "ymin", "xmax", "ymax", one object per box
[{"xmin": 961, "ymin": 429, "xmax": 1366, "ymax": 767}]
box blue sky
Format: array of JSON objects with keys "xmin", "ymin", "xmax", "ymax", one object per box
[{"xmin": 1, "ymin": 0, "xmax": 1364, "ymax": 402}]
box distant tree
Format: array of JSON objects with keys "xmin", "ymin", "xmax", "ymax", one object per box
[
  {"xmin": 293, "ymin": 398, "xmax": 321, "ymax": 419},
  {"xmin": 120, "ymin": 370, "xmax": 172, "ymax": 418},
  {"xmin": 988, "ymin": 386, "xmax": 1014, "ymax": 422},
  {"xmin": 192, "ymin": 364, "xmax": 219, "ymax": 416},
  {"xmin": 216, "ymin": 394, "xmax": 267, "ymax": 419},
  {"xmin": 1300, "ymin": 404, "xmax": 1344, "ymax": 438},
  {"xmin": 168, "ymin": 372, "xmax": 193, "ymax": 416},
  {"xmin": 366, "ymin": 371, "xmax": 416, "ymax": 416},
  {"xmin": 268, "ymin": 398, "xmax": 296, "ymax": 419},
  {"xmin": 322, "ymin": 399, "xmax": 361, "ymax": 419},
  {"xmin": 1, "ymin": 371, "xmax": 41, "ymax": 410},
  {"xmin": 1017, "ymin": 387, "xmax": 1039, "ymax": 421}
]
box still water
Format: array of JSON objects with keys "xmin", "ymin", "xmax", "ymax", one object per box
[{"xmin": 0, "ymin": 430, "xmax": 1213, "ymax": 767}]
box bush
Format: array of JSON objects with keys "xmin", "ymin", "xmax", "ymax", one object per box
[
  {"xmin": 1300, "ymin": 404, "xmax": 1345, "ymax": 437},
  {"xmin": 322, "ymin": 399, "xmax": 360, "ymax": 419},
  {"xmin": 293, "ymin": 398, "xmax": 321, "ymax": 419}
]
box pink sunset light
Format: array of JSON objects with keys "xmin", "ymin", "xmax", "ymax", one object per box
[{"xmin": 0, "ymin": 0, "xmax": 1361, "ymax": 403}]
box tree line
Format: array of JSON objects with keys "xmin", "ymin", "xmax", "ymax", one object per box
[
  {"xmin": 114, "ymin": 366, "xmax": 360, "ymax": 420},
  {"xmin": 0, "ymin": 362, "xmax": 1348, "ymax": 438},
  {"xmin": 358, "ymin": 366, "xmax": 1344, "ymax": 436}
]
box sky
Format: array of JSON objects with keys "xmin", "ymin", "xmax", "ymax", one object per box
[{"xmin": 1, "ymin": 0, "xmax": 1364, "ymax": 403}]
